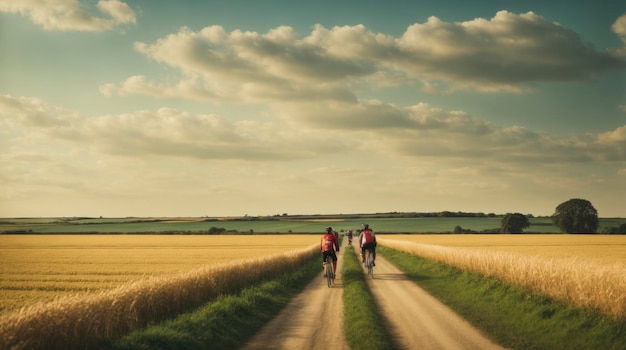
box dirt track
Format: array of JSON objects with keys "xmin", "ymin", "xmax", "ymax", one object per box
[
  {"xmin": 241, "ymin": 244, "xmax": 349, "ymax": 350},
  {"xmin": 241, "ymin": 241, "xmax": 504, "ymax": 350}
]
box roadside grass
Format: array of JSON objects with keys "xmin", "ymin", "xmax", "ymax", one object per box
[
  {"xmin": 379, "ymin": 246, "xmax": 626, "ymax": 350},
  {"xmin": 107, "ymin": 256, "xmax": 320, "ymax": 350},
  {"xmin": 342, "ymin": 247, "xmax": 397, "ymax": 350}
]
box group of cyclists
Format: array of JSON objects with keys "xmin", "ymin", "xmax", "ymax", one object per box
[{"xmin": 320, "ymin": 223, "xmax": 376, "ymax": 278}]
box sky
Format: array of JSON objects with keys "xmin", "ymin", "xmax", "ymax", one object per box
[{"xmin": 1, "ymin": 0, "xmax": 625, "ymax": 218}]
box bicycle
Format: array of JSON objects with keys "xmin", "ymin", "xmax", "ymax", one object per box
[
  {"xmin": 324, "ymin": 256, "xmax": 335, "ymax": 288},
  {"xmin": 365, "ymin": 248, "xmax": 374, "ymax": 279}
]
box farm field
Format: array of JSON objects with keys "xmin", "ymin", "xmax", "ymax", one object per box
[
  {"xmin": 384, "ymin": 234, "xmax": 626, "ymax": 265},
  {"xmin": 3, "ymin": 233, "xmax": 625, "ymax": 316},
  {"xmin": 2, "ymin": 216, "xmax": 625, "ymax": 234},
  {"xmin": 0, "ymin": 234, "xmax": 317, "ymax": 314}
]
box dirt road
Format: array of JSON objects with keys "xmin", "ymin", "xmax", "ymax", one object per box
[
  {"xmin": 242, "ymin": 241, "xmax": 504, "ymax": 350},
  {"xmin": 363, "ymin": 250, "xmax": 505, "ymax": 350},
  {"xmin": 241, "ymin": 245, "xmax": 349, "ymax": 350}
]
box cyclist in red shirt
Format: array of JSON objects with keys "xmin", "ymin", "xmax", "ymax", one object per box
[
  {"xmin": 321, "ymin": 226, "xmax": 340, "ymax": 277},
  {"xmin": 359, "ymin": 223, "xmax": 376, "ymax": 266}
]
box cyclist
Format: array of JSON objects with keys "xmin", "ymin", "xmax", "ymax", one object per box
[
  {"xmin": 346, "ymin": 229, "xmax": 353, "ymax": 247},
  {"xmin": 321, "ymin": 226, "xmax": 340, "ymax": 278},
  {"xmin": 359, "ymin": 223, "xmax": 376, "ymax": 266}
]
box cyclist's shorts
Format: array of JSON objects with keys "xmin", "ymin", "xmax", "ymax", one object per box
[
  {"xmin": 322, "ymin": 250, "xmax": 337, "ymax": 262},
  {"xmin": 362, "ymin": 242, "xmax": 375, "ymax": 252}
]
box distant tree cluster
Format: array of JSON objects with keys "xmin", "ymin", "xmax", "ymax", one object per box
[
  {"xmin": 500, "ymin": 213, "xmax": 530, "ymax": 233},
  {"xmin": 452, "ymin": 198, "xmax": 618, "ymax": 234},
  {"xmin": 551, "ymin": 198, "xmax": 599, "ymax": 234}
]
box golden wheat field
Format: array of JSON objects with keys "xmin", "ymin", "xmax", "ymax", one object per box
[
  {"xmin": 379, "ymin": 234, "xmax": 626, "ymax": 320},
  {"xmin": 383, "ymin": 234, "xmax": 626, "ymax": 263},
  {"xmin": 0, "ymin": 234, "xmax": 317, "ymax": 314}
]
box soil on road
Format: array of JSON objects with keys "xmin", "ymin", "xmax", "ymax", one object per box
[
  {"xmin": 241, "ymin": 241, "xmax": 505, "ymax": 350},
  {"xmin": 362, "ymin": 249, "xmax": 505, "ymax": 350},
  {"xmin": 241, "ymin": 243, "xmax": 349, "ymax": 350}
]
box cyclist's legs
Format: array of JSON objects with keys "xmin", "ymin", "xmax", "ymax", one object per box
[
  {"xmin": 362, "ymin": 242, "xmax": 375, "ymax": 263},
  {"xmin": 322, "ymin": 251, "xmax": 330, "ymax": 268},
  {"xmin": 330, "ymin": 251, "xmax": 338, "ymax": 274},
  {"xmin": 322, "ymin": 251, "xmax": 337, "ymax": 273}
]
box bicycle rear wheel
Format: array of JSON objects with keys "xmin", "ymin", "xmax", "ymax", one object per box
[
  {"xmin": 366, "ymin": 250, "xmax": 374, "ymax": 279},
  {"xmin": 325, "ymin": 260, "xmax": 333, "ymax": 287}
]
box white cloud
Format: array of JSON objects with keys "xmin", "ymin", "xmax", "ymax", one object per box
[
  {"xmin": 4, "ymin": 93, "xmax": 625, "ymax": 166},
  {"xmin": 612, "ymin": 13, "xmax": 626, "ymax": 38},
  {"xmin": 3, "ymin": 93, "xmax": 626, "ymax": 217},
  {"xmin": 0, "ymin": 94, "xmax": 343, "ymax": 161},
  {"xmin": 0, "ymin": 0, "xmax": 136, "ymax": 32},
  {"xmin": 394, "ymin": 11, "xmax": 625, "ymax": 90},
  {"xmin": 103, "ymin": 11, "xmax": 625, "ymax": 101},
  {"xmin": 612, "ymin": 13, "xmax": 626, "ymax": 57}
]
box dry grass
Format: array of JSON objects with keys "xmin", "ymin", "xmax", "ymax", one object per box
[
  {"xmin": 379, "ymin": 237, "xmax": 626, "ymax": 320},
  {"xmin": 0, "ymin": 242, "xmax": 319, "ymax": 350},
  {"xmin": 0, "ymin": 234, "xmax": 317, "ymax": 313}
]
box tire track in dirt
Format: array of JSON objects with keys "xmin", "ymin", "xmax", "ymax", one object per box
[
  {"xmin": 361, "ymin": 247, "xmax": 506, "ymax": 350},
  {"xmin": 241, "ymin": 242, "xmax": 349, "ymax": 350}
]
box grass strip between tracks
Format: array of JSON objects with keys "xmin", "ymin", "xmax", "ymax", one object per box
[
  {"xmin": 379, "ymin": 246, "xmax": 626, "ymax": 350},
  {"xmin": 342, "ymin": 247, "xmax": 397, "ymax": 350},
  {"xmin": 106, "ymin": 256, "xmax": 320, "ymax": 350}
]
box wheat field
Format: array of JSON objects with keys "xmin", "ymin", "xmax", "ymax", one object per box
[
  {"xmin": 0, "ymin": 236, "xmax": 319, "ymax": 350},
  {"xmin": 0, "ymin": 234, "xmax": 318, "ymax": 314},
  {"xmin": 379, "ymin": 235, "xmax": 626, "ymax": 320}
]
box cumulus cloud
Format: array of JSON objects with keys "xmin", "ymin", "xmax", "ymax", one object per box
[
  {"xmin": 103, "ymin": 11, "xmax": 625, "ymax": 100},
  {"xmin": 271, "ymin": 96, "xmax": 626, "ymax": 164},
  {"xmin": 0, "ymin": 0, "xmax": 136, "ymax": 32},
  {"xmin": 0, "ymin": 94, "xmax": 342, "ymax": 161},
  {"xmin": 613, "ymin": 13, "xmax": 626, "ymax": 38},
  {"xmin": 395, "ymin": 11, "xmax": 625, "ymax": 90},
  {"xmin": 3, "ymin": 93, "xmax": 626, "ymax": 168},
  {"xmin": 611, "ymin": 13, "xmax": 626, "ymax": 57}
]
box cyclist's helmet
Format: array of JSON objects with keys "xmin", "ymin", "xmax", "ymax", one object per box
[{"xmin": 362, "ymin": 224, "xmax": 369, "ymax": 230}]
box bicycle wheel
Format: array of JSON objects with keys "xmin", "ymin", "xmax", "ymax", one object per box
[
  {"xmin": 366, "ymin": 250, "xmax": 374, "ymax": 279},
  {"xmin": 326, "ymin": 260, "xmax": 333, "ymax": 287}
]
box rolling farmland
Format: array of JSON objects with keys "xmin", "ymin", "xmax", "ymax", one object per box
[
  {"xmin": 2, "ymin": 216, "xmax": 625, "ymax": 234},
  {"xmin": 1, "ymin": 231, "xmax": 625, "ymax": 349}
]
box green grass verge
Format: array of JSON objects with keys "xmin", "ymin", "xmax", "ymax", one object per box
[
  {"xmin": 379, "ymin": 246, "xmax": 626, "ymax": 350},
  {"xmin": 106, "ymin": 257, "xmax": 320, "ymax": 350},
  {"xmin": 342, "ymin": 247, "xmax": 397, "ymax": 350}
]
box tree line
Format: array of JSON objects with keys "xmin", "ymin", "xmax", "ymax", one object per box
[{"xmin": 501, "ymin": 198, "xmax": 625, "ymax": 234}]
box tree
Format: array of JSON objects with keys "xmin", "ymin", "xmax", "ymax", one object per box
[
  {"xmin": 501, "ymin": 213, "xmax": 530, "ymax": 233},
  {"xmin": 551, "ymin": 198, "xmax": 599, "ymax": 233}
]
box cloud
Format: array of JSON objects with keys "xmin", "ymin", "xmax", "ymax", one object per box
[
  {"xmin": 395, "ymin": 11, "xmax": 625, "ymax": 91},
  {"xmin": 613, "ymin": 13, "xmax": 626, "ymax": 38},
  {"xmin": 0, "ymin": 94, "xmax": 343, "ymax": 161},
  {"xmin": 3, "ymin": 93, "xmax": 626, "ymax": 217},
  {"xmin": 0, "ymin": 0, "xmax": 136, "ymax": 32},
  {"xmin": 270, "ymin": 96, "xmax": 626, "ymax": 165},
  {"xmin": 4, "ymin": 93, "xmax": 626, "ymax": 166},
  {"xmin": 103, "ymin": 11, "xmax": 625, "ymax": 100},
  {"xmin": 611, "ymin": 13, "xmax": 626, "ymax": 57}
]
